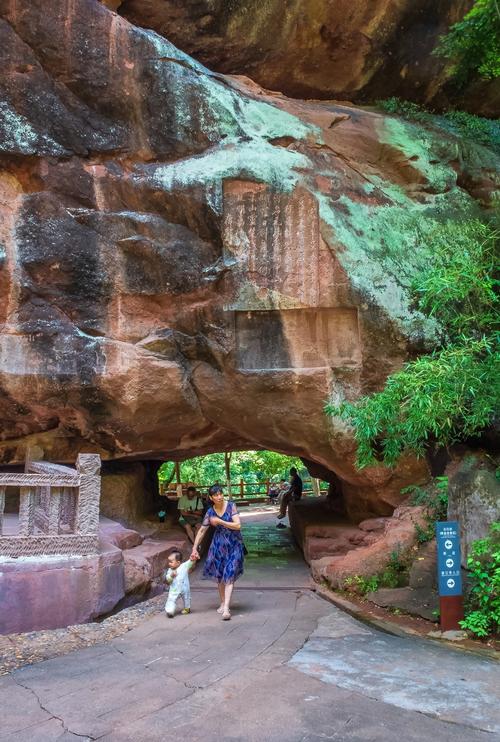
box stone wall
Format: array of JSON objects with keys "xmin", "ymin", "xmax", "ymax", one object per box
[{"xmin": 101, "ymin": 462, "xmax": 161, "ymax": 527}]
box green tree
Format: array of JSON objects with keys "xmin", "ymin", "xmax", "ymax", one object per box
[
  {"xmin": 435, "ymin": 0, "xmax": 500, "ymax": 84},
  {"xmin": 326, "ymin": 219, "xmax": 500, "ymax": 468},
  {"xmin": 158, "ymin": 450, "xmax": 304, "ymax": 487}
]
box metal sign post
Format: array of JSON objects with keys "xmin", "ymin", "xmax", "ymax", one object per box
[{"xmin": 435, "ymin": 520, "xmax": 464, "ymax": 631}]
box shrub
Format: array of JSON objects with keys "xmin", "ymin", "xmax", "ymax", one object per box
[
  {"xmin": 342, "ymin": 547, "xmax": 410, "ymax": 594},
  {"xmin": 414, "ymin": 522, "xmax": 435, "ymax": 544},
  {"xmin": 404, "ymin": 477, "xmax": 449, "ymax": 543},
  {"xmin": 404, "ymin": 476, "xmax": 448, "ymax": 518},
  {"xmin": 460, "ymin": 522, "xmax": 500, "ymax": 638},
  {"xmin": 343, "ymin": 574, "xmax": 380, "ymax": 595},
  {"xmin": 412, "ymin": 220, "xmax": 498, "ymax": 340},
  {"xmin": 383, "ymin": 548, "xmax": 410, "ymax": 587}
]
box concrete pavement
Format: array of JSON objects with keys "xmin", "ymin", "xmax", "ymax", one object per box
[{"xmin": 1, "ymin": 506, "xmax": 498, "ymax": 741}]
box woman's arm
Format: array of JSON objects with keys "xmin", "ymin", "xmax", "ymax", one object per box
[{"xmin": 209, "ymin": 514, "xmax": 241, "ymax": 530}]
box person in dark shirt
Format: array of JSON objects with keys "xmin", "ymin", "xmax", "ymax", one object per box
[{"xmin": 276, "ymin": 467, "xmax": 303, "ymax": 528}]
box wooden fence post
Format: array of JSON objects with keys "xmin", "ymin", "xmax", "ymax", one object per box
[{"xmin": 312, "ymin": 478, "xmax": 321, "ymax": 497}]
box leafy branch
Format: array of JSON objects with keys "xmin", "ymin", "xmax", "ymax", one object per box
[
  {"xmin": 435, "ymin": 0, "xmax": 500, "ymax": 84},
  {"xmin": 325, "ymin": 219, "xmax": 500, "ymax": 469}
]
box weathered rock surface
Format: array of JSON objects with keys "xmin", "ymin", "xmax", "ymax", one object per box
[
  {"xmin": 310, "ymin": 504, "xmax": 428, "ymax": 587},
  {"xmin": 291, "ymin": 498, "xmax": 440, "ymax": 619},
  {"xmin": 408, "ymin": 540, "xmax": 437, "ymax": 590},
  {"xmin": 368, "ymin": 586, "xmax": 438, "ymax": 622},
  {"xmin": 0, "ymin": 1, "xmax": 499, "ymax": 518},
  {"xmin": 288, "ymin": 498, "xmax": 383, "ymax": 562},
  {"xmin": 447, "ymin": 451, "xmax": 500, "ymax": 564},
  {"xmin": 358, "ymin": 517, "xmax": 389, "ymax": 533},
  {"xmin": 115, "ymin": 0, "xmax": 499, "ymax": 116},
  {"xmin": 100, "ymin": 520, "xmax": 144, "ymax": 550},
  {"xmin": 364, "ymin": 540, "xmax": 438, "ymax": 621}
]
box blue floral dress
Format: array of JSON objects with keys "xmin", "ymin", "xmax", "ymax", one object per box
[{"xmin": 202, "ymin": 501, "xmax": 245, "ymax": 584}]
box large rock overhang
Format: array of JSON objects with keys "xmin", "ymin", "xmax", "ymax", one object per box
[{"xmin": 0, "ymin": 0, "xmax": 498, "ymax": 516}]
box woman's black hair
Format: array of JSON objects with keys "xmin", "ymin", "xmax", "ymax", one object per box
[{"xmin": 208, "ymin": 484, "xmax": 223, "ymax": 496}]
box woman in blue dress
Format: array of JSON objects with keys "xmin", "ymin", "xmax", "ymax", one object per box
[{"xmin": 191, "ymin": 484, "xmax": 244, "ymax": 620}]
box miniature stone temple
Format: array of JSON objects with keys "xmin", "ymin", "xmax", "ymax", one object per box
[{"xmin": 0, "ymin": 453, "xmax": 101, "ymax": 558}]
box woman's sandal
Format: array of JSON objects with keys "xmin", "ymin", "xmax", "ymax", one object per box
[
  {"xmin": 217, "ymin": 605, "xmax": 224, "ymax": 614},
  {"xmin": 222, "ymin": 610, "xmax": 231, "ymax": 621}
]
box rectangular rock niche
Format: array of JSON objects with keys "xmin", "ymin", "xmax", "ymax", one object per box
[{"xmin": 235, "ymin": 308, "xmax": 360, "ymax": 370}]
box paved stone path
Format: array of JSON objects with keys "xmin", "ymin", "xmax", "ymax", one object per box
[{"xmin": 1, "ymin": 507, "xmax": 499, "ymax": 741}]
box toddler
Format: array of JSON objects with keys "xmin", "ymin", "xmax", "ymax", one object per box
[{"xmin": 164, "ymin": 550, "xmax": 195, "ymax": 618}]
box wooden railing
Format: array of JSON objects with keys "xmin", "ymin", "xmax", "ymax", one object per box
[
  {"xmin": 0, "ymin": 454, "xmax": 101, "ymax": 558},
  {"xmin": 159, "ymin": 477, "xmax": 326, "ymax": 500}
]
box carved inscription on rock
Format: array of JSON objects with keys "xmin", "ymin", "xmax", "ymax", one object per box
[{"xmin": 223, "ymin": 181, "xmax": 350, "ymax": 309}]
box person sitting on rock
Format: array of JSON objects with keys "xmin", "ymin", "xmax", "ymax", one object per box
[
  {"xmin": 164, "ymin": 550, "xmax": 195, "ymax": 618},
  {"xmin": 177, "ymin": 486, "xmax": 203, "ymax": 543},
  {"xmin": 276, "ymin": 467, "xmax": 303, "ymax": 528},
  {"xmin": 269, "ymin": 478, "xmax": 289, "ymax": 504}
]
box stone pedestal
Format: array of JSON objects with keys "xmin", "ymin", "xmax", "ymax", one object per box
[{"xmin": 0, "ymin": 541, "xmax": 125, "ymax": 634}]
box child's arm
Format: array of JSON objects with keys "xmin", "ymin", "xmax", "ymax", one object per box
[{"xmin": 165, "ymin": 568, "xmax": 174, "ymax": 584}]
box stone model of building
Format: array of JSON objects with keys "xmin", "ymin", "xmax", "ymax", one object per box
[{"xmin": 0, "ymin": 453, "xmax": 101, "ymax": 558}]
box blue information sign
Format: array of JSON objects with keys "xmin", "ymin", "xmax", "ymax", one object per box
[{"xmin": 436, "ymin": 521, "xmax": 462, "ymax": 596}]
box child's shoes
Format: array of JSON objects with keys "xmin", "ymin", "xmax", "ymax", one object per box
[{"xmin": 181, "ymin": 608, "xmax": 191, "ymax": 615}]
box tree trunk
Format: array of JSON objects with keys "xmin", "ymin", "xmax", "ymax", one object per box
[
  {"xmin": 224, "ymin": 452, "xmax": 232, "ymax": 498},
  {"xmin": 175, "ymin": 461, "xmax": 182, "ymax": 498}
]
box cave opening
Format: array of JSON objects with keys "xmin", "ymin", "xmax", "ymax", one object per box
[
  {"xmin": 101, "ymin": 448, "xmax": 339, "ymax": 522},
  {"xmin": 98, "ymin": 446, "xmax": 353, "ymax": 584}
]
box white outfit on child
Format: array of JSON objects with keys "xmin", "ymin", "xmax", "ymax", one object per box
[{"xmin": 165, "ymin": 559, "xmax": 194, "ymax": 615}]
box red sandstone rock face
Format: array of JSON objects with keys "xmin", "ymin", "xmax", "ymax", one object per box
[
  {"xmin": 0, "ymin": 1, "xmax": 498, "ymax": 517},
  {"xmin": 115, "ymin": 0, "xmax": 499, "ymax": 116},
  {"xmin": 310, "ymin": 505, "xmax": 428, "ymax": 587}
]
